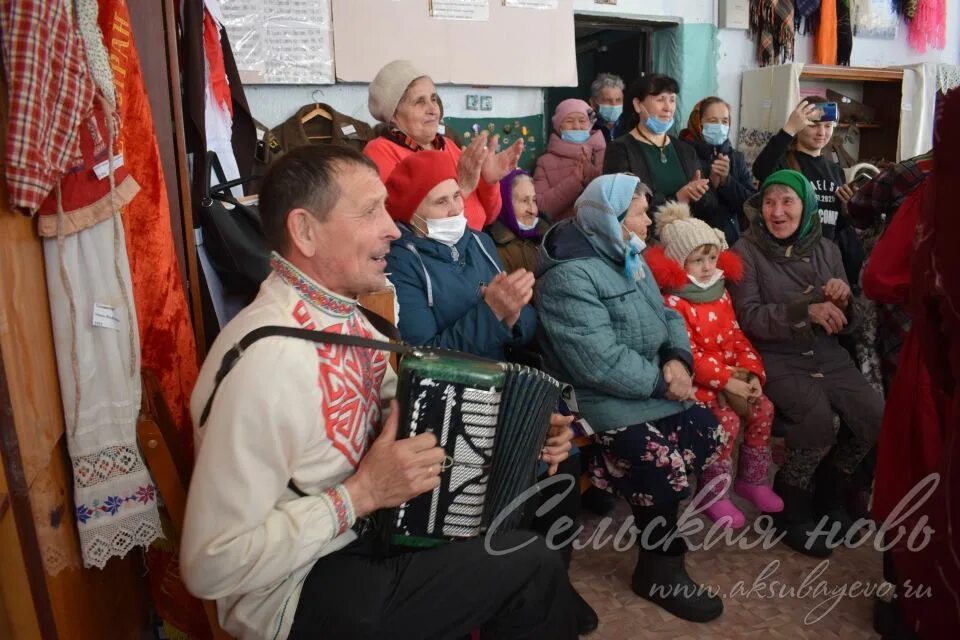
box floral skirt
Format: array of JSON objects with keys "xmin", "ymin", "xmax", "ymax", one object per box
[{"xmin": 590, "ymin": 405, "xmax": 722, "ymax": 507}]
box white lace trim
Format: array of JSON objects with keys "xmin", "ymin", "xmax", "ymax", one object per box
[{"xmin": 938, "ymin": 64, "xmax": 960, "ymax": 95}]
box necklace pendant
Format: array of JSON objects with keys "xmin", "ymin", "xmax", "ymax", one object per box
[{"xmin": 660, "ymin": 151, "xmax": 667, "ymax": 163}]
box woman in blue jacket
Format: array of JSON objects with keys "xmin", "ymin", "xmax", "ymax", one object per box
[
  {"xmin": 535, "ymin": 174, "xmax": 724, "ymax": 624},
  {"xmin": 384, "ymin": 150, "xmax": 599, "ymax": 634},
  {"xmin": 383, "ymin": 151, "xmax": 536, "ymax": 360}
]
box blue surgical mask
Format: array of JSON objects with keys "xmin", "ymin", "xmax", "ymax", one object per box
[
  {"xmin": 622, "ymin": 226, "xmax": 647, "ymax": 280},
  {"xmin": 598, "ymin": 104, "xmax": 623, "ymax": 123},
  {"xmin": 702, "ymin": 123, "xmax": 730, "ymax": 146},
  {"xmin": 560, "ymin": 129, "xmax": 591, "ymax": 144},
  {"xmin": 645, "ymin": 115, "xmax": 673, "ymax": 135}
]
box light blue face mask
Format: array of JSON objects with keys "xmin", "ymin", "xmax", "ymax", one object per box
[
  {"xmin": 598, "ymin": 104, "xmax": 623, "ymax": 123},
  {"xmin": 621, "ymin": 225, "xmax": 647, "ymax": 280},
  {"xmin": 560, "ymin": 129, "xmax": 591, "ymax": 144},
  {"xmin": 645, "ymin": 115, "xmax": 673, "ymax": 136},
  {"xmin": 702, "ymin": 122, "xmax": 730, "ymax": 146}
]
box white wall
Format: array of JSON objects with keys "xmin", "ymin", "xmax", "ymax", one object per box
[{"xmin": 244, "ymin": 1, "xmax": 960, "ymax": 141}]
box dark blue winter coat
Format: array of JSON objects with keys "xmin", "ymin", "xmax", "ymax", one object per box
[{"xmin": 386, "ymin": 225, "xmax": 537, "ymax": 361}]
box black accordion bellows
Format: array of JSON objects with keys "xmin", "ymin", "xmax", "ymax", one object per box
[{"xmin": 382, "ymin": 351, "xmax": 562, "ymax": 548}]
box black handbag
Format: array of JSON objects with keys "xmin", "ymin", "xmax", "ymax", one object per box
[{"xmin": 198, "ymin": 151, "xmax": 272, "ymax": 299}]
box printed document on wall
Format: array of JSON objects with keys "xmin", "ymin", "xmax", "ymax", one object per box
[
  {"xmin": 430, "ymin": 0, "xmax": 490, "ymax": 20},
  {"xmin": 504, "ymin": 0, "xmax": 559, "ymax": 8},
  {"xmin": 220, "ymin": 0, "xmax": 335, "ymax": 84}
]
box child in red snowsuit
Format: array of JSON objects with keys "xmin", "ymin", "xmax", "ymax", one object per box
[{"xmin": 646, "ymin": 202, "xmax": 783, "ymax": 527}]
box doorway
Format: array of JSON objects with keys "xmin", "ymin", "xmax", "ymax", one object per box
[{"xmin": 544, "ymin": 15, "xmax": 674, "ymax": 122}]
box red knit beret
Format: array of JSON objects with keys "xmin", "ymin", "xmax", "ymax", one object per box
[{"xmin": 385, "ymin": 150, "xmax": 459, "ymax": 224}]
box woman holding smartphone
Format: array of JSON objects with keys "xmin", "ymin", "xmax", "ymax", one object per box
[{"xmin": 752, "ymin": 98, "xmax": 864, "ymax": 288}]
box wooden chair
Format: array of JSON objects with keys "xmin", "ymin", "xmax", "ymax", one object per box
[{"xmin": 137, "ymin": 370, "xmax": 234, "ymax": 640}]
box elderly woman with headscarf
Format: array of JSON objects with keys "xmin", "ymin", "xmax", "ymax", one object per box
[
  {"xmin": 532, "ymin": 99, "xmax": 606, "ymax": 222},
  {"xmin": 364, "ymin": 60, "xmax": 522, "ymax": 231},
  {"xmin": 535, "ymin": 174, "xmax": 724, "ymax": 624},
  {"xmin": 487, "ymin": 169, "xmax": 550, "ymax": 273},
  {"xmin": 729, "ymin": 169, "xmax": 882, "ymax": 558}
]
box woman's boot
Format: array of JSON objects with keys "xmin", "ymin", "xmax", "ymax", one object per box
[
  {"xmin": 630, "ymin": 502, "xmax": 724, "ymax": 622},
  {"xmin": 771, "ymin": 475, "xmax": 833, "ymax": 557}
]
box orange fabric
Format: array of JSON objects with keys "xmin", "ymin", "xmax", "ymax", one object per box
[
  {"xmin": 363, "ymin": 136, "xmax": 501, "ymax": 230},
  {"xmin": 100, "ymin": 0, "xmax": 198, "ymax": 450},
  {"xmin": 100, "ymin": 2, "xmax": 206, "ymax": 637},
  {"xmin": 815, "ymin": 0, "xmax": 838, "ymax": 65}
]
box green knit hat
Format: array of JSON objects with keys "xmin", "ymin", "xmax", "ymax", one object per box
[{"xmin": 760, "ymin": 170, "xmax": 818, "ymax": 239}]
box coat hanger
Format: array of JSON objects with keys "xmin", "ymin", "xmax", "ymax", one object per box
[{"xmin": 302, "ymin": 88, "xmax": 333, "ymax": 125}]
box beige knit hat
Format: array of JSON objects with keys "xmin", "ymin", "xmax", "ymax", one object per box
[
  {"xmin": 368, "ymin": 60, "xmax": 427, "ymax": 124},
  {"xmin": 655, "ymin": 201, "xmax": 728, "ymax": 266}
]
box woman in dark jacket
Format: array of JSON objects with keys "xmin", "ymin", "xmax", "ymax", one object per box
[
  {"xmin": 728, "ymin": 170, "xmax": 882, "ymax": 559},
  {"xmin": 602, "ymin": 74, "xmax": 718, "ymax": 227},
  {"xmin": 679, "ymin": 97, "xmax": 757, "ymax": 246}
]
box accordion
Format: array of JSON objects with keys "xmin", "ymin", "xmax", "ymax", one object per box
[{"xmin": 380, "ymin": 350, "xmax": 563, "ymax": 549}]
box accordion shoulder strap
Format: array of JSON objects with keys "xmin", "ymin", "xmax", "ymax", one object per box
[{"xmin": 198, "ymin": 306, "xmax": 407, "ymax": 428}]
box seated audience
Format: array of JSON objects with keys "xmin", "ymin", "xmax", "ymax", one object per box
[
  {"xmin": 383, "ymin": 150, "xmax": 598, "ymax": 635},
  {"xmin": 488, "ymin": 169, "xmax": 550, "ymax": 273},
  {"xmin": 645, "ymin": 202, "xmax": 783, "ymax": 529},
  {"xmin": 363, "ymin": 59, "xmax": 522, "ymax": 230},
  {"xmin": 589, "ymin": 72, "xmax": 627, "ymax": 142},
  {"xmin": 751, "ymin": 99, "xmax": 864, "ymax": 287},
  {"xmin": 180, "ymin": 145, "xmax": 577, "ymax": 640},
  {"xmin": 535, "ymin": 173, "xmax": 724, "ymax": 623},
  {"xmin": 533, "ymin": 99, "xmax": 606, "ymax": 221},
  {"xmin": 679, "ymin": 97, "xmax": 757, "ymax": 245},
  {"xmin": 602, "ymin": 74, "xmax": 716, "ymax": 227},
  {"xmin": 728, "ymin": 170, "xmax": 882, "ymax": 558}
]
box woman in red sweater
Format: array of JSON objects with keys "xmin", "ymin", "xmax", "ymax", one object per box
[{"xmin": 364, "ymin": 60, "xmax": 522, "ymax": 230}]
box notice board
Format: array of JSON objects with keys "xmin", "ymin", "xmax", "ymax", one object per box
[{"xmin": 331, "ymin": 0, "xmax": 577, "ymax": 87}]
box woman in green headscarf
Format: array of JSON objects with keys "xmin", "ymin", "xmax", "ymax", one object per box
[{"xmin": 728, "ymin": 170, "xmax": 882, "ymax": 558}]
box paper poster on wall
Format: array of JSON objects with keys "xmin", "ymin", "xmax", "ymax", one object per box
[
  {"xmin": 430, "ymin": 0, "xmax": 490, "ymax": 20},
  {"xmin": 504, "ymin": 0, "xmax": 559, "ymax": 8},
  {"xmin": 220, "ymin": 0, "xmax": 335, "ymax": 84}
]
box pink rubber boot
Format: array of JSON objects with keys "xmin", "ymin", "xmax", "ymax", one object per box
[
  {"xmin": 698, "ymin": 458, "xmax": 745, "ymax": 528},
  {"xmin": 734, "ymin": 444, "xmax": 784, "ymax": 513}
]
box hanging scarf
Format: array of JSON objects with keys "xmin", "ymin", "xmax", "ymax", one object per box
[
  {"xmin": 794, "ymin": 0, "xmax": 822, "ymax": 34},
  {"xmin": 815, "ymin": 0, "xmax": 839, "ymax": 65},
  {"xmin": 838, "ymin": 0, "xmax": 853, "ymax": 66},
  {"xmin": 895, "ymin": 0, "xmax": 919, "ymax": 18},
  {"xmin": 908, "ymin": 0, "xmax": 946, "ymax": 54},
  {"xmin": 750, "ymin": 0, "xmax": 796, "ymax": 67}
]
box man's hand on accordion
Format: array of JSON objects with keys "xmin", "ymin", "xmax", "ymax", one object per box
[
  {"xmin": 343, "ymin": 400, "xmax": 447, "ymax": 518},
  {"xmin": 541, "ymin": 413, "xmax": 575, "ymax": 476}
]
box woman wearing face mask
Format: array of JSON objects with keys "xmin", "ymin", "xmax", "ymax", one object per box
[
  {"xmin": 365, "ymin": 60, "xmax": 523, "ymax": 231},
  {"xmin": 603, "ymin": 75, "xmax": 718, "ymax": 228},
  {"xmin": 488, "ymin": 169, "xmax": 550, "ymax": 273},
  {"xmin": 751, "ymin": 98, "xmax": 864, "ymax": 288},
  {"xmin": 384, "ymin": 151, "xmax": 536, "ymax": 360},
  {"xmin": 384, "ymin": 151, "xmax": 601, "ymax": 635},
  {"xmin": 535, "ymin": 174, "xmax": 725, "ymax": 624},
  {"xmin": 532, "ymin": 99, "xmax": 606, "ymax": 222},
  {"xmin": 679, "ymin": 97, "xmax": 757, "ymax": 246}
]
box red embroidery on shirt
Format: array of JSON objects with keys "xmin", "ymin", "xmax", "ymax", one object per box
[{"xmin": 290, "ymin": 304, "xmax": 387, "ymax": 468}]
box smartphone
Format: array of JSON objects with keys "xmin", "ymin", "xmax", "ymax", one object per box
[{"xmin": 815, "ymin": 102, "xmax": 839, "ymax": 123}]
